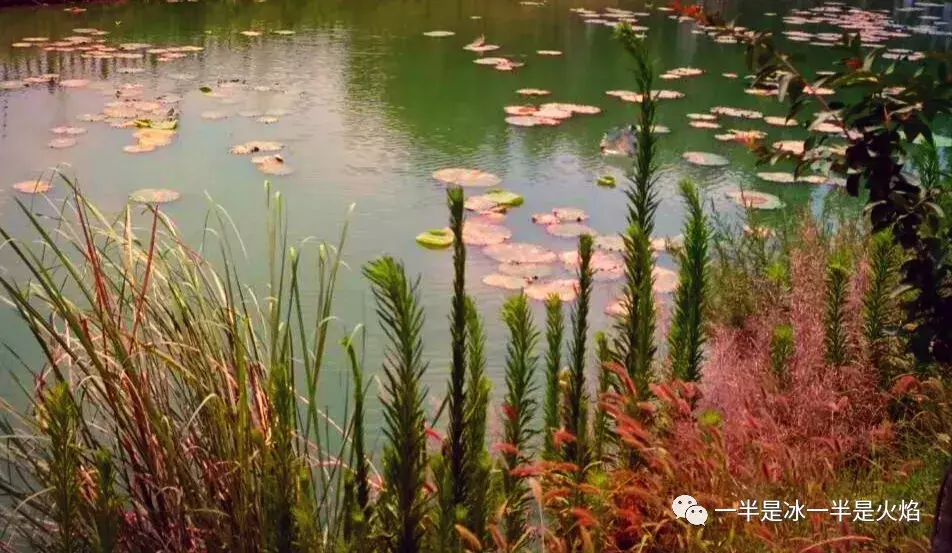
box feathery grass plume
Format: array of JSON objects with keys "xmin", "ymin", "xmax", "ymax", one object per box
[
  {"xmin": 864, "ymin": 231, "xmax": 902, "ymax": 378},
  {"xmin": 341, "ymin": 333, "xmax": 371, "ymax": 545},
  {"xmin": 770, "ymin": 324, "xmax": 795, "ymax": 389},
  {"xmin": 668, "ymin": 180, "xmax": 711, "ymax": 383},
  {"xmin": 463, "ymin": 296, "xmax": 493, "ymax": 541},
  {"xmin": 446, "ymin": 186, "xmax": 469, "ymax": 513},
  {"xmin": 565, "ymin": 234, "xmax": 594, "ymax": 473},
  {"xmin": 499, "ymin": 293, "xmax": 540, "ymax": 544},
  {"xmin": 42, "ymin": 383, "xmax": 85, "ymax": 553},
  {"xmin": 364, "ymin": 256, "xmax": 430, "ymax": 553},
  {"xmin": 613, "ymin": 224, "xmax": 656, "ymax": 398},
  {"xmin": 542, "ymin": 294, "xmax": 564, "ymax": 459},
  {"xmin": 824, "ymin": 260, "xmax": 851, "ymax": 366},
  {"xmin": 92, "ymin": 449, "xmax": 121, "ymax": 553},
  {"xmin": 592, "ymin": 331, "xmax": 614, "ymax": 461}
]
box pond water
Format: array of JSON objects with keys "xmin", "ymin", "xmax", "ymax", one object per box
[{"xmin": 0, "ymin": 0, "xmax": 943, "ymax": 430}]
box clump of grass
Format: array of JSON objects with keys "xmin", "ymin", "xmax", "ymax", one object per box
[
  {"xmin": 542, "ymin": 295, "xmax": 564, "ymax": 460},
  {"xmin": 864, "ymin": 231, "xmax": 903, "ymax": 380},
  {"xmin": 824, "ymin": 260, "xmax": 851, "ymax": 366},
  {"xmin": 770, "ymin": 323, "xmax": 794, "ymax": 389}
]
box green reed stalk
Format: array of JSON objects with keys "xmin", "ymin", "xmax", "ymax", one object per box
[
  {"xmin": 592, "ymin": 331, "xmax": 614, "ymax": 461},
  {"xmin": 824, "ymin": 261, "xmax": 851, "ymax": 366},
  {"xmin": 500, "ymin": 292, "xmax": 540, "ymax": 544},
  {"xmin": 565, "ymin": 235, "xmax": 594, "ymax": 473},
  {"xmin": 669, "ymin": 180, "xmax": 710, "ymax": 383},
  {"xmin": 770, "ymin": 324, "xmax": 795, "ymax": 389},
  {"xmin": 864, "ymin": 231, "xmax": 902, "ymax": 378},
  {"xmin": 542, "ymin": 295, "xmax": 564, "ymax": 460},
  {"xmin": 342, "ymin": 333, "xmax": 371, "ymax": 541},
  {"xmin": 463, "ymin": 296, "xmax": 493, "ymax": 541},
  {"xmin": 364, "ymin": 257, "xmax": 429, "ymax": 553},
  {"xmin": 446, "ymin": 187, "xmax": 469, "ymax": 512}
]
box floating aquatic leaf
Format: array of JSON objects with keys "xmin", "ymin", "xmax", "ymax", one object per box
[
  {"xmin": 230, "ymin": 141, "xmax": 284, "ymax": 155},
  {"xmin": 482, "ymin": 273, "xmax": 528, "ymax": 290},
  {"xmin": 423, "ymin": 30, "xmax": 456, "ymax": 37},
  {"xmin": 506, "ymin": 115, "xmax": 558, "ymax": 127},
  {"xmin": 711, "ymin": 106, "xmax": 763, "ymax": 119},
  {"xmin": 240, "ymin": 31, "xmax": 263, "ymax": 37},
  {"xmin": 773, "ymin": 140, "xmax": 806, "ymax": 155},
  {"xmin": 51, "ymin": 126, "xmax": 86, "ymax": 135},
  {"xmin": 11, "ymin": 42, "xmax": 31, "ymax": 48},
  {"xmin": 483, "ymin": 242, "xmax": 557, "ymax": 264},
  {"xmin": 76, "ymin": 113, "xmax": 105, "ymax": 122},
  {"xmin": 494, "ymin": 60, "xmax": 524, "ymax": 71},
  {"xmin": 431, "ymin": 168, "xmax": 501, "ymax": 188},
  {"xmin": 525, "ymin": 279, "xmax": 578, "ymax": 302},
  {"xmin": 727, "ymin": 190, "xmax": 784, "ymax": 210},
  {"xmin": 552, "ymin": 207, "xmax": 588, "ymax": 222},
  {"xmin": 59, "ymin": 79, "xmax": 90, "ymax": 88},
  {"xmin": 757, "ymin": 172, "xmax": 797, "ymax": 184},
  {"xmin": 21, "ymin": 37, "xmax": 49, "ymax": 42},
  {"xmin": 12, "ymin": 179, "xmax": 52, "ymax": 194},
  {"xmin": 256, "ymin": 116, "xmax": 279, "ymax": 124},
  {"xmin": 682, "ymin": 151, "xmax": 729, "ymax": 167},
  {"xmin": 416, "ymin": 228, "xmax": 454, "ymax": 249},
  {"xmin": 690, "ymin": 121, "xmax": 721, "ymax": 129},
  {"xmin": 463, "ymin": 221, "xmax": 512, "ymax": 246},
  {"xmin": 764, "ymin": 116, "xmax": 799, "ymax": 127},
  {"xmin": 546, "ymin": 223, "xmax": 597, "ymax": 238},
  {"xmin": 465, "ymin": 44, "xmax": 501, "ymax": 53},
  {"xmin": 687, "ymin": 113, "xmax": 717, "ymax": 121},
  {"xmin": 653, "ymin": 266, "xmax": 679, "ymax": 293},
  {"xmin": 272, "ymin": 30, "xmax": 296, "ymax": 35},
  {"xmin": 484, "ymin": 188, "xmax": 523, "ymax": 207},
  {"xmin": 497, "ymin": 262, "xmax": 554, "ymax": 279},
  {"xmin": 597, "ymin": 175, "xmax": 616, "ymax": 188},
  {"xmin": 535, "ymin": 106, "xmax": 572, "ymax": 119},
  {"xmin": 744, "ymin": 88, "xmax": 777, "ymax": 97},
  {"xmin": 48, "ymin": 138, "xmax": 77, "ymax": 149},
  {"xmin": 722, "ymin": 72, "xmax": 738, "ymax": 78},
  {"xmin": 134, "ymin": 128, "xmax": 175, "ymax": 147},
  {"xmin": 201, "ymin": 111, "xmax": 228, "ymax": 120},
  {"xmin": 531, "ymin": 213, "xmax": 560, "ymax": 225},
  {"xmin": 517, "ymin": 88, "xmax": 551, "ymax": 96},
  {"xmin": 123, "ymin": 144, "xmax": 156, "ymax": 154},
  {"xmin": 504, "ymin": 105, "xmax": 538, "ymax": 116},
  {"xmin": 537, "ymin": 50, "xmax": 562, "ymax": 55},
  {"xmin": 594, "ymin": 234, "xmax": 624, "ymax": 252},
  {"xmin": 474, "ymin": 57, "xmax": 509, "ymax": 66},
  {"xmin": 130, "ymin": 188, "xmax": 180, "ymax": 204},
  {"xmin": 471, "ymin": 212, "xmax": 506, "ymax": 224},
  {"xmin": 104, "ymin": 105, "xmax": 139, "ymax": 119},
  {"xmin": 560, "ymin": 250, "xmax": 623, "ymax": 273}
]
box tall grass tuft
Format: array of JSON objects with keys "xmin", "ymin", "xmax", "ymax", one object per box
[
  {"xmin": 615, "ymin": 224, "xmax": 656, "ymax": 398},
  {"xmin": 462, "ymin": 296, "xmax": 493, "ymax": 542},
  {"xmin": 824, "ymin": 260, "xmax": 851, "ymax": 366},
  {"xmin": 770, "ymin": 324, "xmax": 795, "ymax": 389},
  {"xmin": 499, "ymin": 293, "xmax": 540, "ymax": 544},
  {"xmin": 43, "ymin": 383, "xmax": 84, "ymax": 553},
  {"xmin": 864, "ymin": 231, "xmax": 902, "ymax": 379},
  {"xmin": 592, "ymin": 331, "xmax": 614, "ymax": 461},
  {"xmin": 668, "ymin": 180, "xmax": 710, "ymax": 383},
  {"xmin": 445, "ymin": 187, "xmax": 469, "ymax": 512},
  {"xmin": 542, "ymin": 295, "xmax": 564, "ymax": 459},
  {"xmin": 364, "ymin": 257, "xmax": 430, "ymax": 553},
  {"xmin": 564, "ymin": 234, "xmax": 594, "ymax": 473},
  {"xmin": 341, "ymin": 333, "xmax": 371, "ymax": 547}
]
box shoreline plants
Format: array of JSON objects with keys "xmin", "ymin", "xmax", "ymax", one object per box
[{"xmin": 0, "ymin": 20, "xmax": 950, "ymax": 553}]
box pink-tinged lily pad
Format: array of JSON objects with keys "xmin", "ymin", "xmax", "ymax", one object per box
[
  {"xmin": 465, "ymin": 195, "xmax": 502, "ymax": 212},
  {"xmin": 21, "ymin": 37, "xmax": 49, "ymax": 42},
  {"xmin": 773, "ymin": 140, "xmax": 805, "ymax": 155},
  {"xmin": 764, "ymin": 116, "xmax": 799, "ymax": 127},
  {"xmin": 273, "ymin": 30, "xmax": 296, "ymax": 35},
  {"xmin": 51, "ymin": 126, "xmax": 87, "ymax": 135},
  {"xmin": 552, "ymin": 207, "xmax": 588, "ymax": 222},
  {"xmin": 471, "ymin": 212, "xmax": 506, "ymax": 224},
  {"xmin": 559, "ymin": 250, "xmax": 624, "ymax": 274},
  {"xmin": 546, "ymin": 223, "xmax": 597, "ymax": 238},
  {"xmin": 463, "ymin": 221, "xmax": 512, "ymax": 246},
  {"xmin": 744, "ymin": 88, "xmax": 777, "ymax": 97},
  {"xmin": 483, "ymin": 242, "xmax": 558, "ymax": 264},
  {"xmin": 482, "ymin": 273, "xmax": 529, "ymax": 290},
  {"xmin": 504, "ymin": 105, "xmax": 538, "ymax": 116},
  {"xmin": 230, "ymin": 141, "xmax": 284, "ymax": 155},
  {"xmin": 104, "ymin": 105, "xmax": 139, "ymax": 119},
  {"xmin": 797, "ymin": 175, "xmax": 832, "ymax": 185},
  {"xmin": 535, "ymin": 106, "xmax": 572, "ymax": 119},
  {"xmin": 594, "ymin": 234, "xmax": 624, "ymax": 252},
  {"xmin": 466, "ymin": 44, "xmax": 501, "ymax": 53},
  {"xmin": 123, "ymin": 144, "xmax": 155, "ymax": 154},
  {"xmin": 727, "ymin": 190, "xmax": 784, "ymax": 210},
  {"xmin": 256, "ymin": 116, "xmax": 279, "ymax": 124},
  {"xmin": 525, "ymin": 279, "xmax": 579, "ymax": 302},
  {"xmin": 474, "ymin": 57, "xmax": 508, "ymax": 66},
  {"xmin": 757, "ymin": 172, "xmax": 797, "ymax": 184},
  {"xmin": 432, "ymin": 168, "xmax": 501, "ymax": 188},
  {"xmin": 653, "ymin": 266, "xmax": 679, "ymax": 293},
  {"xmin": 48, "ymin": 138, "xmax": 77, "ymax": 149},
  {"xmin": 517, "ymin": 88, "xmax": 551, "ymax": 96},
  {"xmin": 505, "ymin": 115, "xmax": 560, "ymax": 127},
  {"xmin": 130, "ymin": 188, "xmax": 180, "ymax": 204},
  {"xmin": 722, "ymin": 72, "xmax": 738, "ymax": 78},
  {"xmin": 423, "ymin": 30, "xmax": 455, "ymax": 37},
  {"xmin": 59, "ymin": 79, "xmax": 90, "ymax": 88},
  {"xmin": 11, "ymin": 42, "xmax": 31, "ymax": 48},
  {"xmin": 497, "ymin": 262, "xmax": 554, "ymax": 279},
  {"xmin": 682, "ymin": 151, "xmax": 729, "ymax": 167},
  {"xmin": 690, "ymin": 121, "xmax": 721, "ymax": 129},
  {"xmin": 12, "ymin": 179, "xmax": 52, "ymax": 194},
  {"xmin": 710, "ymin": 106, "xmax": 763, "ymax": 119},
  {"xmin": 687, "ymin": 113, "xmax": 717, "ymax": 121},
  {"xmin": 255, "ymin": 155, "xmax": 295, "ymax": 176},
  {"xmin": 531, "ymin": 213, "xmax": 560, "ymax": 225},
  {"xmin": 134, "ymin": 129, "xmax": 176, "ymax": 148}
]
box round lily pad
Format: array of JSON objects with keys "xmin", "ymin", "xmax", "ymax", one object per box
[
  {"xmin": 764, "ymin": 116, "xmax": 798, "ymax": 127},
  {"xmin": 272, "ymin": 30, "xmax": 296, "ymax": 35},
  {"xmin": 711, "ymin": 106, "xmax": 763, "ymax": 119},
  {"xmin": 504, "ymin": 105, "xmax": 537, "ymax": 116},
  {"xmin": 230, "ymin": 141, "xmax": 284, "ymax": 155},
  {"xmin": 201, "ymin": 111, "xmax": 228, "ymax": 120},
  {"xmin": 517, "ymin": 88, "xmax": 551, "ymax": 96},
  {"xmin": 59, "ymin": 79, "xmax": 90, "ymax": 88},
  {"xmin": 482, "ymin": 273, "xmax": 528, "ymax": 290},
  {"xmin": 474, "ymin": 57, "xmax": 508, "ymax": 66},
  {"xmin": 757, "ymin": 172, "xmax": 797, "ymax": 184},
  {"xmin": 552, "ymin": 207, "xmax": 588, "ymax": 222},
  {"xmin": 13, "ymin": 179, "xmax": 52, "ymax": 194},
  {"xmin": 51, "ymin": 126, "xmax": 86, "ymax": 135},
  {"xmin": 256, "ymin": 116, "xmax": 279, "ymax": 124},
  {"xmin": 727, "ymin": 190, "xmax": 784, "ymax": 210},
  {"xmin": 773, "ymin": 140, "xmax": 805, "ymax": 155},
  {"xmin": 423, "ymin": 30, "xmax": 456, "ymax": 37},
  {"xmin": 687, "ymin": 113, "xmax": 717, "ymax": 121},
  {"xmin": 48, "ymin": 137, "xmax": 77, "ymax": 149},
  {"xmin": 471, "ymin": 212, "xmax": 506, "ymax": 224},
  {"xmin": 505, "ymin": 115, "xmax": 560, "ymax": 127},
  {"xmin": 682, "ymin": 151, "xmax": 729, "ymax": 167},
  {"xmin": 531, "ymin": 213, "xmax": 560, "ymax": 225},
  {"xmin": 416, "ymin": 228, "xmax": 454, "ymax": 249},
  {"xmin": 432, "ymin": 168, "xmax": 501, "ymax": 188},
  {"xmin": 124, "ymin": 144, "xmax": 155, "ymax": 154},
  {"xmin": 537, "ymin": 50, "xmax": 562, "ymax": 55},
  {"xmin": 483, "ymin": 242, "xmax": 557, "ymax": 264},
  {"xmin": 535, "ymin": 106, "xmax": 573, "ymax": 120},
  {"xmin": 497, "ymin": 262, "xmax": 554, "ymax": 280},
  {"xmin": 560, "ymin": 250, "xmax": 624, "ymax": 273},
  {"xmin": 485, "ymin": 189, "xmax": 524, "ymax": 207},
  {"xmin": 130, "ymin": 188, "xmax": 180, "ymax": 204},
  {"xmin": 653, "ymin": 266, "xmax": 679, "ymax": 293},
  {"xmin": 463, "ymin": 221, "xmax": 512, "ymax": 246},
  {"xmin": 594, "ymin": 234, "xmax": 624, "ymax": 252},
  {"xmin": 597, "ymin": 175, "xmax": 616, "ymax": 188},
  {"xmin": 240, "ymin": 31, "xmax": 263, "ymax": 37},
  {"xmin": 525, "ymin": 279, "xmax": 579, "ymax": 302},
  {"xmin": 690, "ymin": 121, "xmax": 721, "ymax": 129},
  {"xmin": 134, "ymin": 129, "xmax": 175, "ymax": 147},
  {"xmin": 465, "ymin": 195, "xmax": 502, "ymax": 212},
  {"xmin": 797, "ymin": 175, "xmax": 830, "ymax": 185},
  {"xmin": 256, "ymin": 156, "xmax": 295, "ymax": 176},
  {"xmin": 546, "ymin": 223, "xmax": 597, "ymax": 238}
]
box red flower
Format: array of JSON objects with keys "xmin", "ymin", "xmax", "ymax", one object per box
[{"xmin": 553, "ymin": 428, "xmax": 577, "ymax": 448}]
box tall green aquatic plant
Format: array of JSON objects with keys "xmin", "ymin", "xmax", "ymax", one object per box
[
  {"xmin": 864, "ymin": 231, "xmax": 902, "ymax": 379},
  {"xmin": 824, "ymin": 260, "xmax": 851, "ymax": 366},
  {"xmin": 364, "ymin": 257, "xmax": 429, "ymax": 553},
  {"xmin": 770, "ymin": 324, "xmax": 795, "ymax": 389},
  {"xmin": 463, "ymin": 296, "xmax": 493, "ymax": 542},
  {"xmin": 592, "ymin": 331, "xmax": 614, "ymax": 461},
  {"xmin": 499, "ymin": 293, "xmax": 540, "ymax": 544},
  {"xmin": 341, "ymin": 333, "xmax": 371, "ymax": 547},
  {"xmin": 542, "ymin": 295, "xmax": 564, "ymax": 459},
  {"xmin": 668, "ymin": 180, "xmax": 710, "ymax": 383},
  {"xmin": 614, "ymin": 23, "xmax": 660, "ymax": 393},
  {"xmin": 43, "ymin": 383, "xmax": 84, "ymax": 553},
  {"xmin": 564, "ymin": 234, "xmax": 594, "ymax": 472},
  {"xmin": 445, "ymin": 187, "xmax": 469, "ymax": 511}
]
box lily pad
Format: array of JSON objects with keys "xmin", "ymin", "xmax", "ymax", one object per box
[
  {"xmin": 12, "ymin": 179, "xmax": 52, "ymax": 194},
  {"xmin": 773, "ymin": 140, "xmax": 806, "ymax": 155},
  {"xmin": 711, "ymin": 106, "xmax": 763, "ymax": 119},
  {"xmin": 201, "ymin": 111, "xmax": 228, "ymax": 120},
  {"xmin": 416, "ymin": 228, "xmax": 454, "ymax": 249},
  {"xmin": 727, "ymin": 190, "xmax": 784, "ymax": 210},
  {"xmin": 597, "ymin": 175, "xmax": 616, "ymax": 188},
  {"xmin": 474, "ymin": 57, "xmax": 508, "ymax": 66},
  {"xmin": 552, "ymin": 207, "xmax": 588, "ymax": 222},
  {"xmin": 653, "ymin": 266, "xmax": 679, "ymax": 293},
  {"xmin": 256, "ymin": 116, "xmax": 280, "ymax": 124},
  {"xmin": 59, "ymin": 79, "xmax": 90, "ymax": 88},
  {"xmin": 51, "ymin": 126, "xmax": 87, "ymax": 135},
  {"xmin": 757, "ymin": 172, "xmax": 797, "ymax": 183},
  {"xmin": 594, "ymin": 234, "xmax": 624, "ymax": 252},
  {"xmin": 687, "ymin": 113, "xmax": 717, "ymax": 121},
  {"xmin": 497, "ymin": 262, "xmax": 554, "ymax": 279},
  {"xmin": 423, "ymin": 30, "xmax": 456, "ymax": 37},
  {"xmin": 482, "ymin": 273, "xmax": 528, "ymax": 290},
  {"xmin": 690, "ymin": 121, "xmax": 721, "ymax": 129},
  {"xmin": 546, "ymin": 223, "xmax": 597, "ymax": 238},
  {"xmin": 483, "ymin": 242, "xmax": 557, "ymax": 264},
  {"xmin": 531, "ymin": 213, "xmax": 560, "ymax": 225},
  {"xmin": 123, "ymin": 144, "xmax": 156, "ymax": 154},
  {"xmin": 48, "ymin": 138, "xmax": 77, "ymax": 149},
  {"xmin": 537, "ymin": 50, "xmax": 562, "ymax": 55},
  {"xmin": 484, "ymin": 189, "xmax": 523, "ymax": 207},
  {"xmin": 130, "ymin": 188, "xmax": 180, "ymax": 204},
  {"xmin": 463, "ymin": 221, "xmax": 512, "ymax": 246},
  {"xmin": 764, "ymin": 116, "xmax": 799, "ymax": 127},
  {"xmin": 134, "ymin": 129, "xmax": 175, "ymax": 147},
  {"xmin": 256, "ymin": 156, "xmax": 295, "ymax": 176},
  {"xmin": 230, "ymin": 141, "xmax": 284, "ymax": 155},
  {"xmin": 504, "ymin": 105, "xmax": 538, "ymax": 116},
  {"xmin": 272, "ymin": 30, "xmax": 296, "ymax": 35},
  {"xmin": 560, "ymin": 250, "xmax": 624, "ymax": 274},
  {"xmin": 505, "ymin": 115, "xmax": 560, "ymax": 127},
  {"xmin": 432, "ymin": 168, "xmax": 501, "ymax": 188},
  {"xmin": 240, "ymin": 31, "xmax": 263, "ymax": 37},
  {"xmin": 517, "ymin": 88, "xmax": 551, "ymax": 96},
  {"xmin": 525, "ymin": 279, "xmax": 579, "ymax": 302},
  {"xmin": 682, "ymin": 151, "xmax": 729, "ymax": 167}
]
